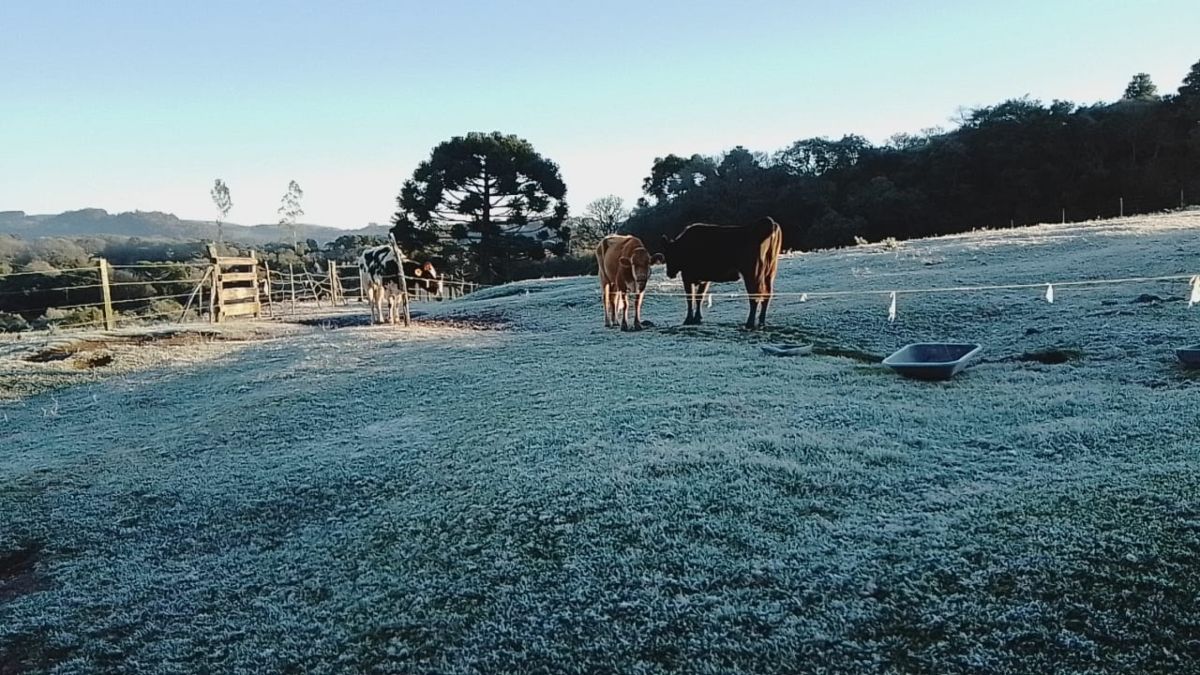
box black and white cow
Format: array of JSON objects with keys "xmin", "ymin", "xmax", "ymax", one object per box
[{"xmin": 357, "ymin": 245, "xmax": 444, "ymax": 325}]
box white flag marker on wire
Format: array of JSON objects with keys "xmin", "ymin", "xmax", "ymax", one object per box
[
  {"xmin": 1045, "ymin": 284, "xmax": 1055, "ymax": 304},
  {"xmin": 800, "ymin": 293, "xmax": 809, "ymax": 302},
  {"xmin": 1189, "ymin": 276, "xmax": 1200, "ymax": 308},
  {"xmin": 888, "ymin": 291, "xmax": 897, "ymax": 323}
]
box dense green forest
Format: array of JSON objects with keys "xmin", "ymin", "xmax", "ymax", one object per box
[{"xmin": 622, "ymin": 62, "xmax": 1200, "ymax": 250}]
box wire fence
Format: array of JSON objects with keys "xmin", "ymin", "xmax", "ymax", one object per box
[
  {"xmin": 0, "ymin": 258, "xmax": 485, "ymax": 333},
  {"xmin": 3, "ymin": 208, "xmax": 1196, "ymax": 334}
]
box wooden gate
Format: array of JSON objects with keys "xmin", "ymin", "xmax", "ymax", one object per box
[{"xmin": 208, "ymin": 251, "xmax": 263, "ymax": 323}]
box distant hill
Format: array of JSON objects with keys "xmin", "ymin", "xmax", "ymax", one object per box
[{"xmin": 0, "ymin": 209, "xmax": 388, "ymax": 245}]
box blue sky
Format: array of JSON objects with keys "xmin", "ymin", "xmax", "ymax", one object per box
[{"xmin": 2, "ymin": 1, "xmax": 1197, "ymax": 229}]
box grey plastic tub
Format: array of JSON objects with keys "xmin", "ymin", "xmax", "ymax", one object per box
[
  {"xmin": 1177, "ymin": 344, "xmax": 1200, "ymax": 368},
  {"xmin": 882, "ymin": 343, "xmax": 982, "ymax": 381}
]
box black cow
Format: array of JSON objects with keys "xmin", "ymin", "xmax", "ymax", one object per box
[
  {"xmin": 357, "ymin": 245, "xmax": 443, "ymax": 325},
  {"xmin": 661, "ymin": 217, "xmax": 783, "ymax": 329}
]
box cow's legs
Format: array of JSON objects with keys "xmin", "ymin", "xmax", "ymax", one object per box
[
  {"xmin": 743, "ymin": 276, "xmax": 759, "ymax": 330},
  {"xmin": 608, "ymin": 287, "xmax": 623, "ymax": 328},
  {"xmin": 758, "ymin": 277, "xmax": 773, "ymax": 328},
  {"xmin": 601, "ymin": 281, "xmax": 612, "ymax": 327},
  {"xmin": 745, "ymin": 300, "xmax": 759, "ymax": 330},
  {"xmin": 618, "ymin": 291, "xmax": 631, "ymax": 331},
  {"xmin": 692, "ymin": 281, "xmax": 709, "ymax": 324},
  {"xmin": 633, "ymin": 289, "xmax": 646, "ymax": 330},
  {"xmin": 370, "ymin": 286, "xmax": 383, "ymax": 324},
  {"xmin": 682, "ymin": 279, "xmax": 696, "ymax": 325},
  {"xmin": 743, "ymin": 276, "xmax": 768, "ymax": 330}
]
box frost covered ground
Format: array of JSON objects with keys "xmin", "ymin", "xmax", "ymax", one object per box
[{"xmin": 3, "ymin": 212, "xmax": 1200, "ymax": 674}]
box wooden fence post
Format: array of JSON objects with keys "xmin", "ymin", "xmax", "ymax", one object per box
[
  {"xmin": 97, "ymin": 258, "xmax": 115, "ymax": 330},
  {"xmin": 209, "ymin": 261, "xmax": 219, "ymax": 323},
  {"xmin": 329, "ymin": 261, "xmax": 340, "ymax": 305}
]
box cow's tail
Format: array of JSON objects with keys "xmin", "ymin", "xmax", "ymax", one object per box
[
  {"xmin": 770, "ymin": 220, "xmax": 783, "ymax": 276},
  {"xmin": 596, "ymin": 235, "xmax": 618, "ymax": 288},
  {"xmin": 756, "ymin": 218, "xmax": 784, "ymax": 302},
  {"xmin": 596, "ymin": 237, "xmax": 612, "ymax": 322}
]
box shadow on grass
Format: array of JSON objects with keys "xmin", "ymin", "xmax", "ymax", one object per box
[{"xmin": 657, "ymin": 322, "xmax": 885, "ymax": 363}]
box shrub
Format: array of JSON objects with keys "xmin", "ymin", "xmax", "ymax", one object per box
[
  {"xmin": 34, "ymin": 306, "xmax": 106, "ymax": 330},
  {"xmin": 0, "ymin": 311, "xmax": 29, "ymax": 332},
  {"xmin": 139, "ymin": 298, "xmax": 192, "ymax": 322}
]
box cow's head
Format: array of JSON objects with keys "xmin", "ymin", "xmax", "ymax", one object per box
[
  {"xmin": 661, "ymin": 235, "xmax": 678, "ymax": 278},
  {"xmin": 620, "ymin": 247, "xmax": 655, "ymax": 293},
  {"xmin": 411, "ymin": 261, "xmax": 444, "ymax": 299}
]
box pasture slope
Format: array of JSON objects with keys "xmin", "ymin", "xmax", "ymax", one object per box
[{"xmin": 3, "ymin": 212, "xmax": 1200, "ymax": 674}]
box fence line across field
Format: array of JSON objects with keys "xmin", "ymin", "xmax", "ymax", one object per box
[
  {"xmin": 7, "ymin": 265, "xmax": 1198, "ymax": 336},
  {"xmin": 36, "ymin": 293, "xmax": 198, "ymax": 314},
  {"xmin": 636, "ymin": 272, "xmax": 1200, "ymax": 300},
  {"xmin": 47, "ymin": 306, "xmax": 211, "ymax": 333},
  {"xmin": 1, "ymin": 251, "xmax": 497, "ymax": 333}
]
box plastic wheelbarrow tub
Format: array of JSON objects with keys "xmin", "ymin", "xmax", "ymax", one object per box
[
  {"xmin": 1177, "ymin": 344, "xmax": 1200, "ymax": 369},
  {"xmin": 882, "ymin": 343, "xmax": 982, "ymax": 380}
]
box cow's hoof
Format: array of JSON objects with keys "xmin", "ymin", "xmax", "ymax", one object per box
[
  {"xmin": 631, "ymin": 324, "xmax": 643, "ymax": 332},
  {"xmin": 620, "ymin": 324, "xmax": 630, "ymax": 332}
]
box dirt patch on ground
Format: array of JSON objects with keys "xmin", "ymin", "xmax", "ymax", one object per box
[
  {"xmin": 1, "ymin": 325, "xmax": 280, "ymax": 402},
  {"xmin": 292, "ymin": 312, "xmax": 427, "ymax": 329},
  {"xmin": 0, "ymin": 542, "xmax": 45, "ymax": 605},
  {"xmin": 291, "ymin": 310, "xmax": 510, "ymax": 332},
  {"xmin": 23, "ymin": 330, "xmax": 258, "ymax": 368}
]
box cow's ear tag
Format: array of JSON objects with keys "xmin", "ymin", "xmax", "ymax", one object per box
[{"xmin": 413, "ymin": 268, "xmax": 422, "ymax": 276}]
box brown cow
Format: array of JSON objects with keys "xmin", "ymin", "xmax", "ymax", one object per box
[
  {"xmin": 661, "ymin": 217, "xmax": 783, "ymax": 329},
  {"xmin": 596, "ymin": 235, "xmax": 662, "ymax": 331}
]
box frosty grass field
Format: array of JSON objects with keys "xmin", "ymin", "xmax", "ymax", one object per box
[{"xmin": 3, "ymin": 212, "xmax": 1200, "ymax": 673}]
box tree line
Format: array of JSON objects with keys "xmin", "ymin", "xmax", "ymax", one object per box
[
  {"xmin": 392, "ymin": 61, "xmax": 1200, "ymax": 281},
  {"xmin": 622, "ymin": 63, "xmax": 1200, "ymax": 251}
]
